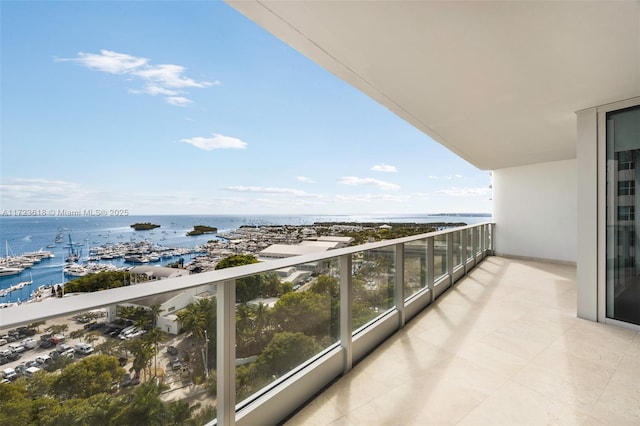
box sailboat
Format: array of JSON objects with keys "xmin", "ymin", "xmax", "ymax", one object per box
[
  {"xmin": 65, "ymin": 235, "xmax": 81, "ymax": 263},
  {"xmin": 0, "ymin": 241, "xmax": 24, "ymax": 276}
]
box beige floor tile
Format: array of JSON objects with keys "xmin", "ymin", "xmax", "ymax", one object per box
[
  {"xmin": 589, "ymin": 369, "xmax": 640, "ymax": 425},
  {"xmin": 454, "ymin": 339, "xmax": 529, "ymax": 379},
  {"xmin": 458, "ymin": 381, "xmax": 604, "ymax": 426},
  {"xmin": 285, "ymin": 258, "xmax": 637, "ymax": 426},
  {"xmin": 512, "ymin": 363, "xmax": 608, "ymax": 413},
  {"xmin": 345, "ymin": 375, "xmax": 489, "ymax": 426}
]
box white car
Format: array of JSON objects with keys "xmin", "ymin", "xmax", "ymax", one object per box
[
  {"xmin": 74, "ymin": 343, "xmax": 94, "ymax": 355},
  {"xmin": 36, "ymin": 355, "xmax": 52, "ymax": 365},
  {"xmin": 21, "ymin": 338, "xmax": 38, "ymax": 349},
  {"xmin": 7, "ymin": 343, "xmax": 25, "ymax": 353},
  {"xmin": 125, "ymin": 330, "xmax": 146, "ymax": 340}
]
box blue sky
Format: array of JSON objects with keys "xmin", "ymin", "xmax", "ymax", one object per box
[{"xmin": 1, "ymin": 1, "xmax": 491, "ymax": 216}]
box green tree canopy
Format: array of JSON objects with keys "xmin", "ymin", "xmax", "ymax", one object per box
[
  {"xmin": 255, "ymin": 331, "xmax": 321, "ymax": 378},
  {"xmin": 64, "ymin": 271, "xmax": 134, "ymax": 293},
  {"xmin": 271, "ymin": 291, "xmax": 331, "ymax": 338},
  {"xmin": 52, "ymin": 354, "xmax": 125, "ymax": 399},
  {"xmin": 215, "ymin": 254, "xmax": 259, "ymax": 270}
]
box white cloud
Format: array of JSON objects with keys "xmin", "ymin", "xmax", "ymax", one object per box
[
  {"xmin": 296, "ymin": 176, "xmax": 315, "ymax": 183},
  {"xmin": 133, "ymin": 64, "xmax": 213, "ymax": 89},
  {"xmin": 371, "ymin": 163, "xmax": 397, "ymax": 173},
  {"xmin": 428, "ymin": 174, "xmax": 464, "ymax": 180},
  {"xmin": 225, "ymin": 186, "xmax": 320, "ymax": 198},
  {"xmin": 334, "ymin": 193, "xmax": 410, "ymax": 203},
  {"xmin": 0, "ymin": 178, "xmax": 87, "ymax": 201},
  {"xmin": 436, "ymin": 187, "xmax": 491, "ymax": 197},
  {"xmin": 338, "ymin": 176, "xmax": 400, "ymax": 191},
  {"xmin": 180, "ymin": 134, "xmax": 247, "ymax": 150},
  {"xmin": 166, "ymin": 96, "xmax": 192, "ymax": 106},
  {"xmin": 56, "ymin": 49, "xmax": 216, "ymax": 106},
  {"xmin": 56, "ymin": 50, "xmax": 147, "ymax": 74},
  {"xmin": 143, "ymin": 85, "xmax": 179, "ymax": 96}
]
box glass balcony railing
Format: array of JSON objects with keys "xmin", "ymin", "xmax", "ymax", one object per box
[{"xmin": 0, "ymin": 223, "xmax": 494, "ymax": 426}]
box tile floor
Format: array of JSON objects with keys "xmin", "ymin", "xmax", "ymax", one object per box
[{"xmin": 285, "ymin": 257, "xmax": 640, "ymax": 425}]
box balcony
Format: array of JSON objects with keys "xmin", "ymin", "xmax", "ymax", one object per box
[
  {"xmin": 1, "ymin": 223, "xmax": 637, "ymax": 425},
  {"xmin": 286, "ymin": 256, "xmax": 640, "ymax": 425}
]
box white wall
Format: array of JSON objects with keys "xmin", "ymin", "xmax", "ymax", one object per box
[
  {"xmin": 576, "ymin": 108, "xmax": 598, "ymax": 321},
  {"xmin": 493, "ymin": 159, "xmax": 577, "ymax": 263}
]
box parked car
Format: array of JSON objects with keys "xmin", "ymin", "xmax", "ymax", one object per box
[
  {"xmin": 0, "ymin": 349, "xmax": 11, "ymax": 358},
  {"xmin": 16, "ymin": 327, "xmax": 35, "ymax": 337},
  {"xmin": 118, "ymin": 326, "xmax": 137, "ymax": 340},
  {"xmin": 21, "ymin": 338, "xmax": 38, "ymax": 350},
  {"xmin": 56, "ymin": 343, "xmax": 74, "ymax": 356},
  {"xmin": 25, "ymin": 360, "xmax": 38, "ymax": 368},
  {"xmin": 39, "ymin": 340, "xmax": 54, "ymax": 349},
  {"xmin": 171, "ymin": 356, "xmax": 181, "ymax": 370},
  {"xmin": 166, "ymin": 345, "xmax": 178, "ymax": 356},
  {"xmin": 125, "ymin": 330, "xmax": 146, "ymax": 340},
  {"xmin": 36, "ymin": 355, "xmax": 52, "ymax": 365},
  {"xmin": 2, "ymin": 368, "xmax": 17, "ymax": 381},
  {"xmin": 24, "ymin": 366, "xmax": 41, "ymax": 379},
  {"xmin": 74, "ymin": 343, "xmax": 94, "ymax": 355},
  {"xmin": 88, "ymin": 322, "xmax": 106, "ymax": 331},
  {"xmin": 6, "ymin": 352, "xmax": 21, "ymax": 362},
  {"xmin": 0, "ymin": 357, "xmax": 8, "ymax": 365},
  {"xmin": 49, "ymin": 334, "xmax": 65, "ymax": 345},
  {"xmin": 0, "ymin": 338, "xmax": 7, "ymax": 346},
  {"xmin": 7, "ymin": 343, "xmax": 24, "ymax": 353}
]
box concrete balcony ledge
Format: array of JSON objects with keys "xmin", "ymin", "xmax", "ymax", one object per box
[{"xmin": 285, "ymin": 257, "xmax": 640, "ymax": 425}]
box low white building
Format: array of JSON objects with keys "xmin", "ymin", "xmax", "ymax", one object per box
[
  {"xmin": 130, "ymin": 266, "xmax": 190, "ymax": 281},
  {"xmin": 315, "ymin": 236, "xmax": 354, "ymax": 247},
  {"xmin": 258, "ymin": 244, "xmax": 332, "ymax": 260}
]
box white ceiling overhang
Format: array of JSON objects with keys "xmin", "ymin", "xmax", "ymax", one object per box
[{"xmin": 226, "ymin": 1, "xmax": 640, "ymax": 170}]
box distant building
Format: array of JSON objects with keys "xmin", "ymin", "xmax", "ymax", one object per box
[
  {"xmin": 257, "ymin": 244, "xmax": 332, "ymax": 260},
  {"xmin": 130, "ymin": 266, "xmax": 190, "ymax": 280},
  {"xmin": 315, "ymin": 236, "xmax": 354, "ymax": 247}
]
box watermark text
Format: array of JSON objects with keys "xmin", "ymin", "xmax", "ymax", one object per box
[{"xmin": 1, "ymin": 209, "xmax": 130, "ymax": 217}]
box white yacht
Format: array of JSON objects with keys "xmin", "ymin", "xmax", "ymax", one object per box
[{"xmin": 0, "ymin": 266, "xmax": 23, "ymax": 276}]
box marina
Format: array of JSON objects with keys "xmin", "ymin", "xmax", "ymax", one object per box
[{"xmin": 0, "ymin": 214, "xmax": 489, "ymax": 306}]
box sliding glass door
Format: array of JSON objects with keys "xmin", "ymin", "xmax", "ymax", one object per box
[{"xmin": 606, "ymin": 105, "xmax": 640, "ymax": 325}]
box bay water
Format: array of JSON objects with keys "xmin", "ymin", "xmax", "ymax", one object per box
[{"xmin": 0, "ymin": 213, "xmax": 490, "ymax": 303}]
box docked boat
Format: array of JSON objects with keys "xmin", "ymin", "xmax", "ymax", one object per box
[
  {"xmin": 63, "ymin": 263, "xmax": 88, "ymax": 277},
  {"xmin": 0, "ymin": 266, "xmax": 23, "ymax": 276},
  {"xmin": 124, "ymin": 255, "xmax": 149, "ymax": 264}
]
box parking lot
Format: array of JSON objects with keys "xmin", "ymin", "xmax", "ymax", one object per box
[{"xmin": 2, "ymin": 314, "xmax": 193, "ymax": 391}]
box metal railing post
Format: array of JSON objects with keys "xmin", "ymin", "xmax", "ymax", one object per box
[
  {"xmin": 217, "ymin": 279, "xmax": 236, "ymax": 426},
  {"xmin": 447, "ymin": 233, "xmax": 453, "ymax": 284},
  {"xmin": 427, "ymin": 237, "xmax": 435, "ymax": 303},
  {"xmin": 395, "ymin": 243, "xmax": 405, "ymax": 327},
  {"xmin": 462, "ymin": 228, "xmax": 468, "ymax": 274},
  {"xmin": 471, "ymin": 227, "xmax": 477, "ymax": 266},
  {"xmin": 340, "ymin": 254, "xmax": 353, "ymax": 373}
]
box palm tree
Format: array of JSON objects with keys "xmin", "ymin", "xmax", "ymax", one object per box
[
  {"xmin": 45, "ymin": 323, "xmax": 69, "ymax": 335},
  {"xmin": 113, "ymin": 382, "xmax": 167, "ymax": 425},
  {"xmin": 253, "ymin": 302, "xmax": 272, "ymax": 347},
  {"xmin": 148, "ymin": 303, "xmax": 164, "ymax": 377},
  {"xmin": 69, "ymin": 328, "xmax": 86, "ymax": 342},
  {"xmin": 127, "ymin": 339, "xmax": 154, "ymax": 379},
  {"xmin": 84, "ymin": 331, "xmax": 100, "ymax": 346}
]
